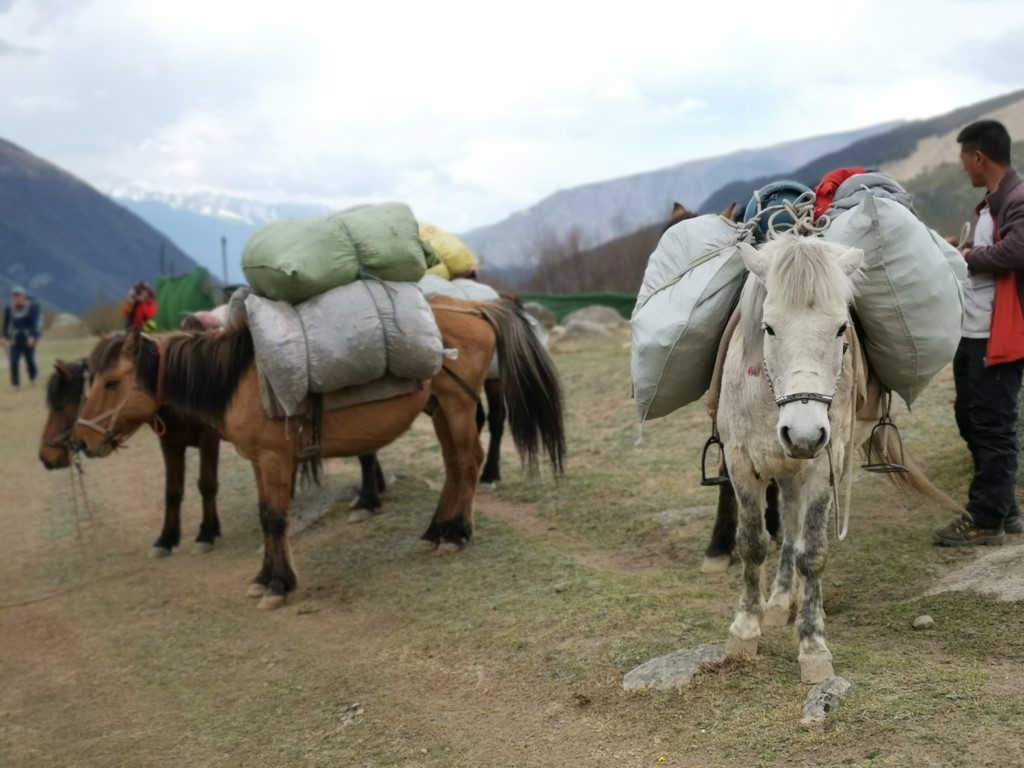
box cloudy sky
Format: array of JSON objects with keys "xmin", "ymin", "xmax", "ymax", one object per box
[{"xmin": 1, "ymin": 0, "xmax": 1022, "ymax": 230}]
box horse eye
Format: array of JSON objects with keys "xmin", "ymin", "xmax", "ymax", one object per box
[
  {"xmin": 837, "ymin": 323, "xmax": 848, "ymax": 338},
  {"xmin": 762, "ymin": 323, "xmax": 776, "ymax": 337},
  {"xmin": 104, "ymin": 379, "xmax": 120, "ymax": 391}
]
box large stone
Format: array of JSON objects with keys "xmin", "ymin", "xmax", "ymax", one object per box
[
  {"xmin": 801, "ymin": 676, "xmax": 852, "ymax": 725},
  {"xmin": 562, "ymin": 319, "xmax": 611, "ymax": 339},
  {"xmin": 522, "ymin": 302, "xmax": 557, "ymax": 330},
  {"xmin": 562, "ymin": 305, "xmax": 628, "ymax": 328},
  {"xmin": 622, "ymin": 644, "xmax": 725, "ymax": 691}
]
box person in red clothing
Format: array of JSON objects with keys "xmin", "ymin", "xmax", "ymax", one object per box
[{"xmin": 121, "ymin": 281, "xmax": 158, "ymax": 331}]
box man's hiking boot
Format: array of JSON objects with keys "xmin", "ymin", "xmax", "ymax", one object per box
[
  {"xmin": 933, "ymin": 515, "xmax": 1006, "ymax": 546},
  {"xmin": 1005, "ymin": 515, "xmax": 1023, "ymax": 534}
]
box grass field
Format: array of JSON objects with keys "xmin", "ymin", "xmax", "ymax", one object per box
[{"xmin": 1, "ymin": 329, "xmax": 1022, "ymax": 768}]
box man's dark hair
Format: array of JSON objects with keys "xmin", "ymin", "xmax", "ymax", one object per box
[{"xmin": 957, "ymin": 120, "xmax": 1012, "ymax": 165}]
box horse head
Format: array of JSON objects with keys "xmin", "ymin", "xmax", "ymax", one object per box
[
  {"xmin": 73, "ymin": 330, "xmax": 162, "ymax": 458},
  {"xmin": 739, "ymin": 235, "xmax": 863, "ymax": 459},
  {"xmin": 39, "ymin": 359, "xmax": 88, "ymax": 469}
]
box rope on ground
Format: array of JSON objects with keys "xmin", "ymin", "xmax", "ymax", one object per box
[{"xmin": 0, "ymin": 454, "xmax": 100, "ymax": 610}]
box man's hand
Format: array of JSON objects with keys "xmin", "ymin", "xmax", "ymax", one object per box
[{"xmin": 27, "ymin": 337, "xmax": 36, "ymax": 348}]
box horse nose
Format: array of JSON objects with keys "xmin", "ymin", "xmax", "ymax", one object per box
[{"xmin": 779, "ymin": 425, "xmax": 829, "ymax": 459}]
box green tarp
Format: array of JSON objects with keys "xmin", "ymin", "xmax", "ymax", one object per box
[
  {"xmin": 154, "ymin": 269, "xmax": 216, "ymax": 331},
  {"xmin": 515, "ymin": 292, "xmax": 636, "ymax": 323},
  {"xmin": 241, "ymin": 202, "xmax": 438, "ymax": 303}
]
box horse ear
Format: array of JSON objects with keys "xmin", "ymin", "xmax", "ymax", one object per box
[
  {"xmin": 671, "ymin": 202, "xmax": 689, "ymax": 217},
  {"xmin": 835, "ymin": 246, "xmax": 864, "ymax": 276},
  {"xmin": 739, "ymin": 242, "xmax": 771, "ymax": 280},
  {"xmin": 55, "ymin": 360, "xmax": 73, "ymax": 380},
  {"xmin": 721, "ymin": 202, "xmax": 737, "ymax": 220},
  {"xmin": 121, "ymin": 328, "xmax": 141, "ymax": 358}
]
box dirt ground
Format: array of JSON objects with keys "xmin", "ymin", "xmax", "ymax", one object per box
[{"xmin": 2, "ymin": 333, "xmax": 1024, "ymax": 768}]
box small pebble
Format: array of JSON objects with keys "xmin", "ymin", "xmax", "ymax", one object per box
[
  {"xmin": 553, "ymin": 581, "xmax": 572, "ymax": 593},
  {"xmin": 912, "ymin": 615, "xmax": 935, "ymax": 630}
]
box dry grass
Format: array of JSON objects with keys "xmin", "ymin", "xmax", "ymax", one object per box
[{"xmin": 1, "ymin": 329, "xmax": 1023, "ymax": 768}]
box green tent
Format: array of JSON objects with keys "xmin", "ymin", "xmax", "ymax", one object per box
[
  {"xmin": 154, "ymin": 269, "xmax": 217, "ymax": 331},
  {"xmin": 515, "ymin": 292, "xmax": 636, "ymax": 323}
]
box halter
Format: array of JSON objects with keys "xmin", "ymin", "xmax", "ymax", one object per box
[
  {"xmin": 761, "ymin": 333, "xmax": 850, "ymax": 411},
  {"xmin": 76, "ymin": 337, "xmax": 167, "ymax": 446}
]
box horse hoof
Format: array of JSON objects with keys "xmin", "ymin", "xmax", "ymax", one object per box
[
  {"xmin": 148, "ymin": 546, "xmax": 172, "ymax": 560},
  {"xmin": 437, "ymin": 542, "xmax": 462, "ymax": 556},
  {"xmin": 246, "ymin": 583, "xmax": 267, "ymax": 599},
  {"xmin": 725, "ymin": 635, "xmax": 759, "ymax": 658},
  {"xmin": 763, "ymin": 603, "xmax": 792, "ymax": 628},
  {"xmin": 257, "ymin": 593, "xmax": 286, "ymax": 611},
  {"xmin": 800, "ymin": 654, "xmax": 835, "ymax": 685},
  {"xmin": 416, "ymin": 539, "xmax": 439, "ymax": 554},
  {"xmin": 700, "ymin": 555, "xmax": 731, "ymax": 574},
  {"xmin": 190, "ymin": 542, "xmax": 215, "ymax": 555},
  {"xmin": 478, "ymin": 482, "xmax": 497, "ymax": 493},
  {"xmin": 347, "ymin": 508, "xmax": 373, "ymax": 524}
]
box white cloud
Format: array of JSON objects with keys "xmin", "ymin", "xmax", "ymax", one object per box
[{"xmin": 0, "ymin": 0, "xmax": 1020, "ymax": 228}]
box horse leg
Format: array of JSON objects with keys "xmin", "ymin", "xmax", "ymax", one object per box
[
  {"xmin": 247, "ymin": 455, "xmax": 298, "ymax": 610},
  {"xmin": 702, "ymin": 461, "xmax": 737, "ymax": 573},
  {"xmin": 419, "ymin": 404, "xmax": 484, "ymax": 554},
  {"xmin": 479, "ymin": 379, "xmax": 505, "ymax": 486},
  {"xmin": 192, "ymin": 430, "xmax": 221, "ymax": 554},
  {"xmin": 151, "ymin": 437, "xmax": 186, "ymax": 558},
  {"xmin": 349, "ymin": 454, "xmax": 384, "ymax": 523},
  {"xmin": 795, "ymin": 484, "xmax": 835, "ymax": 684},
  {"xmin": 763, "ymin": 478, "xmax": 801, "ymax": 628},
  {"xmin": 725, "ymin": 466, "xmax": 770, "ymax": 659},
  {"xmin": 765, "ymin": 480, "xmax": 781, "ymax": 542}
]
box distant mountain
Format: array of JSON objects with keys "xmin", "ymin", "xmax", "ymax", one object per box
[
  {"xmin": 108, "ymin": 188, "xmax": 332, "ymax": 285},
  {"xmin": 521, "ymin": 89, "xmax": 1024, "ymax": 295},
  {"xmin": 0, "ymin": 140, "xmax": 204, "ymax": 314},
  {"xmin": 698, "ymin": 89, "xmax": 1024, "ymax": 217},
  {"xmin": 458, "ymin": 121, "xmax": 903, "ymax": 270}
]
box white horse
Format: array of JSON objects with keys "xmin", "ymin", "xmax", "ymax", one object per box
[{"xmin": 718, "ymin": 234, "xmax": 959, "ymax": 684}]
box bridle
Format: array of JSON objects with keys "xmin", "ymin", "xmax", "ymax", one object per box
[
  {"xmin": 75, "ymin": 337, "xmax": 168, "ymax": 448},
  {"xmin": 42, "ymin": 365, "xmax": 89, "ymax": 451},
  {"xmin": 761, "ymin": 331, "xmax": 850, "ymax": 411}
]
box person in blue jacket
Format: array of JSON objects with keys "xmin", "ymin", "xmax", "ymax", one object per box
[{"xmin": 2, "ymin": 286, "xmax": 42, "ymax": 388}]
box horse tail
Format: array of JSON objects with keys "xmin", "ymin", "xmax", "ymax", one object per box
[
  {"xmin": 862, "ymin": 428, "xmax": 964, "ymax": 513},
  {"xmin": 477, "ymin": 300, "xmax": 566, "ymax": 476}
]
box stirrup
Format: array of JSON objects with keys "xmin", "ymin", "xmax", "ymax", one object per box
[
  {"xmin": 701, "ymin": 423, "xmax": 730, "ymax": 486},
  {"xmin": 862, "ymin": 390, "xmax": 908, "ymax": 474}
]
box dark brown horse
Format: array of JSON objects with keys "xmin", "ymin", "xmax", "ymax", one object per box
[
  {"xmin": 39, "ymin": 358, "xmax": 391, "ymax": 556},
  {"xmin": 40, "ymin": 358, "xmax": 224, "ymax": 557},
  {"xmin": 73, "ymin": 296, "xmax": 565, "ymax": 609}
]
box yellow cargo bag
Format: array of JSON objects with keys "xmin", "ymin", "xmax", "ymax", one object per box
[{"xmin": 419, "ymin": 223, "xmax": 477, "ymax": 279}]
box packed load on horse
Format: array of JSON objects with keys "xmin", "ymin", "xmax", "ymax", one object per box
[
  {"xmin": 631, "ymin": 172, "xmax": 967, "ymax": 422},
  {"xmin": 241, "ymin": 201, "xmax": 440, "ymax": 303}
]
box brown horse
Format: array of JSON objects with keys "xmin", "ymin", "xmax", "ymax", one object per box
[
  {"xmin": 73, "ymin": 296, "xmax": 565, "ymax": 609},
  {"xmin": 40, "ymin": 356, "xmax": 391, "ymax": 554},
  {"xmin": 40, "ymin": 358, "xmax": 224, "ymax": 557}
]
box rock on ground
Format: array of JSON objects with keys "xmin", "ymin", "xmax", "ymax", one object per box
[
  {"xmin": 622, "ymin": 644, "xmax": 725, "ymax": 691},
  {"xmin": 801, "ymin": 677, "xmax": 852, "ymax": 725},
  {"xmin": 562, "ymin": 305, "xmax": 628, "ymax": 328}
]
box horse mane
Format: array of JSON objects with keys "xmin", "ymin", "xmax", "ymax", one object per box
[
  {"xmin": 46, "ymin": 360, "xmax": 87, "ymax": 410},
  {"xmin": 90, "ymin": 329, "xmax": 255, "ymax": 422},
  {"xmin": 736, "ymin": 235, "xmax": 859, "ymax": 371}
]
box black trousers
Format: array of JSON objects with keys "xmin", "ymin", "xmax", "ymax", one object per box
[
  {"xmin": 8, "ymin": 340, "xmax": 37, "ymax": 387},
  {"xmin": 953, "ymin": 337, "xmax": 1024, "ymax": 528}
]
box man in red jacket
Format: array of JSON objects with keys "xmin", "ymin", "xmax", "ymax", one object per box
[{"xmin": 934, "ymin": 120, "xmax": 1024, "ymax": 546}]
